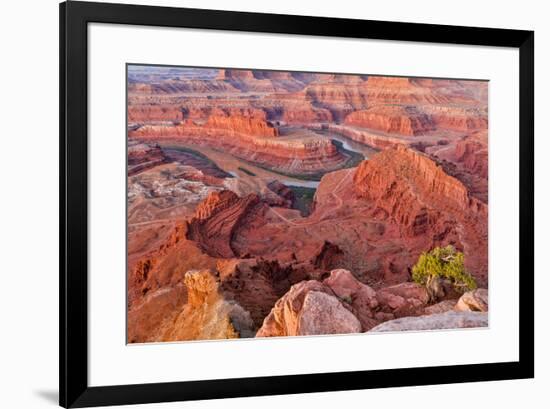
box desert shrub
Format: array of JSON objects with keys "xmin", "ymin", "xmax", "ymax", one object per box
[
  {"xmin": 340, "ymin": 295, "xmax": 353, "ymax": 305},
  {"xmin": 412, "ymin": 245, "xmax": 477, "ymax": 297}
]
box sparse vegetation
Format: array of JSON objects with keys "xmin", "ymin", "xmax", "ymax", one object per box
[{"xmin": 412, "ymin": 245, "xmax": 477, "ymax": 302}]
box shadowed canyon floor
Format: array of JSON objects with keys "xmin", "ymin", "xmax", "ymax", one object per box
[{"xmin": 127, "ymin": 66, "xmax": 489, "ymax": 343}]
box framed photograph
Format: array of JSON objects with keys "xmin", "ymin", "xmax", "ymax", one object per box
[{"xmin": 60, "ymin": 1, "xmax": 534, "ymax": 407}]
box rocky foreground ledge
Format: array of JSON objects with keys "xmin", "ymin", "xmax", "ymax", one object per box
[
  {"xmin": 370, "ymin": 311, "xmax": 488, "ymax": 332},
  {"xmin": 255, "ymin": 268, "xmax": 488, "ymax": 338}
]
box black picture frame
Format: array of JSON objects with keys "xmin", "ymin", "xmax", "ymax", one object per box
[{"xmin": 60, "ymin": 1, "xmax": 534, "ymax": 407}]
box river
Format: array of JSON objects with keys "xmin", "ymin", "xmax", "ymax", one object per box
[{"xmin": 156, "ymin": 131, "xmax": 376, "ymax": 190}]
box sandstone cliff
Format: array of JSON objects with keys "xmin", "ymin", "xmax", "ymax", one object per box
[
  {"xmin": 344, "ymin": 105, "xmax": 435, "ymax": 136},
  {"xmin": 187, "ymin": 190, "xmax": 263, "ymax": 258},
  {"xmin": 141, "ymin": 270, "xmax": 255, "ymax": 342},
  {"xmin": 130, "ymin": 119, "xmax": 348, "ymax": 177},
  {"xmin": 353, "ymin": 146, "xmax": 488, "ymax": 282},
  {"xmin": 127, "ymin": 141, "xmax": 167, "ymax": 175}
]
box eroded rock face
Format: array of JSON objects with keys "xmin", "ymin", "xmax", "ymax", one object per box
[
  {"xmin": 187, "ymin": 190, "xmax": 262, "ymax": 258},
  {"xmin": 128, "ymin": 78, "xmax": 237, "ymax": 97},
  {"xmin": 370, "ymin": 311, "xmax": 488, "ymax": 332},
  {"xmin": 127, "ymin": 222, "xmax": 219, "ymax": 309},
  {"xmin": 427, "ymin": 130, "xmax": 488, "ymax": 203},
  {"xmin": 454, "ymin": 289, "xmax": 488, "ymax": 312},
  {"xmin": 129, "ymin": 119, "xmax": 348, "ymax": 177},
  {"xmin": 128, "ymin": 270, "xmax": 255, "ymax": 343},
  {"xmin": 158, "ymin": 270, "xmax": 255, "ymax": 341},
  {"xmin": 217, "ymin": 258, "xmax": 308, "ymax": 329},
  {"xmin": 344, "ymin": 105, "xmax": 435, "ymax": 136},
  {"xmin": 128, "ymin": 141, "xmax": 167, "ymax": 176},
  {"xmin": 127, "ymin": 285, "xmax": 187, "ymax": 343},
  {"xmin": 426, "ymin": 105, "xmax": 488, "ymax": 132},
  {"xmin": 353, "ymin": 146, "xmax": 488, "ymax": 283},
  {"xmin": 266, "ymin": 180, "xmax": 295, "ymax": 208},
  {"xmin": 312, "ymin": 241, "xmax": 345, "ymax": 272},
  {"xmin": 453, "ymin": 132, "xmax": 489, "ymax": 179},
  {"xmin": 128, "ymin": 104, "xmax": 185, "ymax": 123},
  {"xmin": 227, "ymin": 145, "xmax": 487, "ymax": 286},
  {"xmin": 131, "ymin": 108, "xmax": 278, "ymax": 139}
]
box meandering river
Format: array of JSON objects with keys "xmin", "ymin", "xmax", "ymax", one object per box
[{"xmin": 157, "ymin": 131, "xmax": 376, "ymax": 190}]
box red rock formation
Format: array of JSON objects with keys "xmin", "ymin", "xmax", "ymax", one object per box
[
  {"xmin": 203, "ymin": 108, "xmax": 279, "ymax": 137},
  {"xmin": 130, "ymin": 120, "xmax": 348, "ymax": 177},
  {"xmin": 426, "ymin": 106, "xmax": 488, "ymax": 131},
  {"xmin": 128, "ymin": 221, "xmax": 219, "ymax": 308},
  {"xmin": 252, "ymin": 70, "xmax": 309, "ymax": 92},
  {"xmin": 187, "ymin": 191, "xmax": 263, "ymax": 258},
  {"xmin": 127, "ymin": 284, "xmax": 188, "ymax": 343},
  {"xmin": 366, "ymin": 76, "xmax": 416, "ymax": 88},
  {"xmin": 314, "ymin": 123, "xmax": 409, "ymax": 149},
  {"xmin": 323, "ymin": 269, "xmax": 379, "ymax": 330},
  {"xmin": 344, "ymin": 105, "xmax": 435, "ymax": 136},
  {"xmin": 312, "ymin": 241, "xmax": 344, "ymax": 272},
  {"xmin": 266, "ymin": 180, "xmax": 295, "ymax": 207},
  {"xmin": 259, "ymin": 93, "xmax": 334, "ymax": 124},
  {"xmin": 127, "ymin": 141, "xmax": 166, "ymax": 175},
  {"xmin": 256, "ymin": 269, "xmax": 439, "ymax": 337},
  {"xmin": 229, "ymin": 146, "xmax": 487, "ymax": 286},
  {"xmin": 157, "ymin": 270, "xmax": 255, "ymax": 342},
  {"xmin": 218, "ymin": 258, "xmax": 308, "ymax": 328},
  {"xmin": 363, "ymin": 76, "xmax": 453, "ymax": 105},
  {"xmin": 426, "ymin": 130, "xmax": 488, "ymax": 203},
  {"xmin": 128, "ymin": 105, "xmax": 184, "ymax": 123},
  {"xmin": 353, "ymin": 146, "xmax": 488, "ymax": 281},
  {"xmin": 128, "ymin": 78, "xmax": 237, "ymax": 95},
  {"xmin": 219, "ymin": 69, "xmax": 280, "ymax": 92},
  {"xmin": 304, "ymin": 81, "xmax": 369, "ymax": 120},
  {"xmin": 354, "ymin": 147, "xmax": 483, "ymax": 233},
  {"xmin": 453, "ymin": 132, "xmax": 489, "ymax": 179}
]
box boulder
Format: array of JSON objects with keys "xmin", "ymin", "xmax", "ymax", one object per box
[
  {"xmin": 323, "ymin": 269, "xmax": 379, "ymax": 330},
  {"xmin": 454, "ymin": 289, "xmax": 488, "ymax": 312},
  {"xmin": 424, "ymin": 299, "xmax": 456, "ymax": 315},
  {"xmin": 256, "ymin": 279, "xmax": 363, "ymax": 337},
  {"xmin": 298, "ymin": 291, "xmax": 362, "ymax": 335},
  {"xmin": 376, "ymin": 282, "xmax": 429, "ymax": 317},
  {"xmin": 255, "ymin": 280, "xmax": 332, "ymax": 337}
]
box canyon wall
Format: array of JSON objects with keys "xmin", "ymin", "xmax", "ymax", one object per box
[
  {"xmin": 353, "ymin": 146, "xmax": 488, "ymax": 280},
  {"xmin": 129, "ymin": 111, "xmax": 350, "ymax": 176},
  {"xmin": 344, "ymin": 105, "xmax": 436, "ymax": 136}
]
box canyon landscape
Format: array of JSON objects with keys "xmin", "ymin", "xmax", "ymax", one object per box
[{"xmin": 127, "ymin": 65, "xmax": 489, "ymax": 343}]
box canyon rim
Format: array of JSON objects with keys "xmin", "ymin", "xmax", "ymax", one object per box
[{"xmin": 126, "ymin": 64, "xmax": 489, "ymax": 343}]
